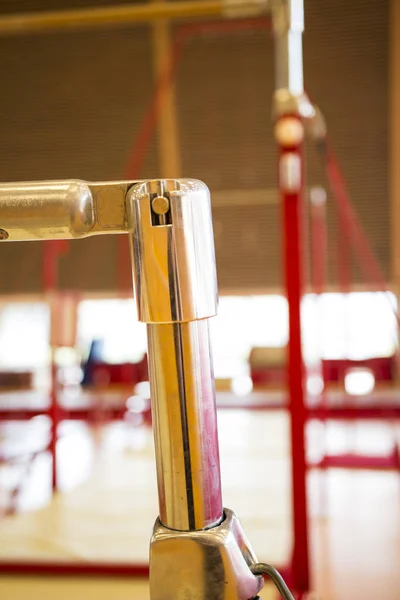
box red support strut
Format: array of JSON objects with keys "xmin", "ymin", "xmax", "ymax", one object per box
[
  {"xmin": 310, "ymin": 187, "xmax": 328, "ymax": 296},
  {"xmin": 276, "ymin": 115, "xmax": 310, "ymax": 593},
  {"xmin": 42, "ymin": 240, "xmax": 68, "ymax": 491}
]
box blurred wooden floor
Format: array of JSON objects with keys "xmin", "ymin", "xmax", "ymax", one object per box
[{"xmin": 0, "ymin": 409, "xmax": 399, "ymax": 599}]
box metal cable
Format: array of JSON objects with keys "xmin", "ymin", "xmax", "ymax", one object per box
[{"xmin": 250, "ymin": 562, "xmax": 295, "ymax": 600}]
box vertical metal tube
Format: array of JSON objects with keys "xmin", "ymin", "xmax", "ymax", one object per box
[
  {"xmin": 131, "ymin": 178, "xmax": 265, "ymax": 599},
  {"xmin": 147, "ymin": 320, "xmax": 222, "ymax": 530},
  {"xmin": 128, "ymin": 179, "xmax": 222, "ymax": 532},
  {"xmin": 272, "ymin": 0, "xmax": 305, "ymax": 105}
]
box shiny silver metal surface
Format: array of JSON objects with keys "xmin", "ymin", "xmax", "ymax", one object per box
[
  {"xmin": 0, "ymin": 179, "xmax": 134, "ymax": 240},
  {"xmin": 271, "ymin": 0, "xmax": 327, "ymax": 142},
  {"xmin": 271, "ymin": 0, "xmax": 315, "ymax": 124},
  {"xmin": 0, "ymin": 180, "xmax": 95, "ymax": 240},
  {"xmin": 128, "ymin": 179, "xmax": 222, "ymax": 531},
  {"xmin": 149, "ymin": 508, "xmax": 264, "ymax": 600},
  {"xmin": 147, "ymin": 320, "xmax": 222, "ymax": 531},
  {"xmin": 272, "ymin": 0, "xmax": 304, "ymax": 98},
  {"xmin": 128, "ymin": 179, "xmax": 218, "ymax": 324}
]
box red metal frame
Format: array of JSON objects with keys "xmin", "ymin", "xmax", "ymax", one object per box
[
  {"xmin": 43, "ymin": 240, "xmax": 70, "ymax": 491},
  {"xmin": 308, "ymin": 402, "xmax": 400, "ymax": 420},
  {"xmin": 0, "ymin": 558, "xmax": 292, "ymax": 583},
  {"xmin": 324, "ymin": 142, "xmax": 399, "ymax": 325},
  {"xmin": 2, "ymin": 397, "xmax": 400, "ymax": 419},
  {"xmin": 0, "ymin": 562, "xmax": 149, "ymax": 577},
  {"xmin": 310, "ymin": 191, "xmax": 327, "ymax": 296},
  {"xmin": 278, "ymin": 116, "xmax": 309, "ymax": 593},
  {"xmin": 310, "ymin": 448, "xmax": 400, "ymax": 471},
  {"xmin": 0, "ymin": 17, "xmax": 305, "ymax": 586},
  {"xmin": 307, "ymin": 146, "xmax": 400, "ymax": 472}
]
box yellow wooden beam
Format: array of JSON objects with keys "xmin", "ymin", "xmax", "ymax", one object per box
[
  {"xmin": 0, "ymin": 1, "xmax": 264, "ymax": 36},
  {"xmin": 151, "ymin": 1, "xmax": 182, "ymax": 178}
]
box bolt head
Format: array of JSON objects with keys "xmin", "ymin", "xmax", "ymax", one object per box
[{"xmin": 152, "ymin": 196, "xmax": 170, "ymax": 215}]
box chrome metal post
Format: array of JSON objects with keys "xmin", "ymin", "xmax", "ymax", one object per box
[
  {"xmin": 0, "ymin": 177, "xmax": 295, "ymax": 599},
  {"xmin": 128, "ymin": 179, "xmax": 265, "ymax": 599},
  {"xmin": 272, "ymin": 0, "xmax": 304, "ymax": 101},
  {"xmin": 147, "ymin": 320, "xmax": 222, "ymax": 531},
  {"xmin": 128, "ymin": 179, "xmax": 222, "ymax": 531},
  {"xmin": 271, "ymin": 0, "xmax": 325, "ymax": 137}
]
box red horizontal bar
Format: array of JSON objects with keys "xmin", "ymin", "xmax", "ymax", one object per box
[
  {"xmin": 309, "ymin": 451, "xmax": 400, "ymax": 470},
  {"xmin": 0, "ymin": 407, "xmax": 127, "ymax": 421},
  {"xmin": 217, "ymin": 401, "xmax": 286, "ymax": 411},
  {"xmin": 307, "ymin": 405, "xmax": 400, "ymax": 420},
  {"xmin": 0, "ymin": 561, "xmax": 149, "ymax": 577},
  {"xmin": 0, "ymin": 410, "xmax": 49, "ymax": 420},
  {"xmin": 0, "ymin": 560, "xmax": 289, "ymax": 580},
  {"xmin": 59, "ymin": 408, "xmax": 127, "ymax": 420},
  {"xmin": 1, "ymin": 402, "xmax": 400, "ymax": 422}
]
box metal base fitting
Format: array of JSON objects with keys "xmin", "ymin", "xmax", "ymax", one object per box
[{"xmin": 149, "ymin": 508, "xmax": 264, "ymax": 600}]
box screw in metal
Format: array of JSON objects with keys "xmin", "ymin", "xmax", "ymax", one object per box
[{"xmin": 152, "ymin": 196, "xmax": 170, "ymax": 215}]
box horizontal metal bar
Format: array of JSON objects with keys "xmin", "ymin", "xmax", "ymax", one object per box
[
  {"xmin": 0, "ymin": 0, "xmax": 267, "ymax": 36},
  {"xmin": 0, "ymin": 180, "xmax": 131, "ymax": 241}
]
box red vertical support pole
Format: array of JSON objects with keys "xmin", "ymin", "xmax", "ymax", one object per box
[
  {"xmin": 337, "ymin": 206, "xmax": 351, "ymax": 294},
  {"xmin": 276, "ymin": 115, "xmax": 309, "ymax": 594},
  {"xmin": 42, "ymin": 241, "xmax": 66, "ymax": 492},
  {"xmin": 310, "ymin": 187, "xmax": 328, "ymax": 405},
  {"xmin": 48, "ymin": 359, "xmax": 59, "ymax": 491},
  {"xmin": 310, "ymin": 187, "xmax": 328, "ymax": 296}
]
